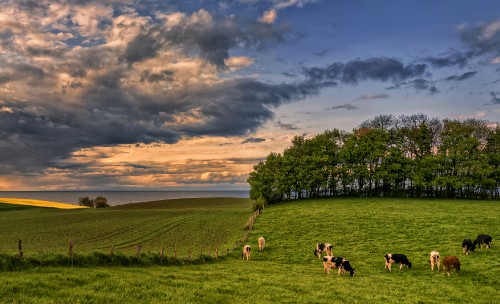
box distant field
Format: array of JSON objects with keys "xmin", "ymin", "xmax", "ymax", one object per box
[
  {"xmin": 0, "ymin": 197, "xmax": 498, "ymax": 303},
  {"xmin": 0, "ymin": 197, "xmax": 252, "ymax": 256},
  {"xmin": 0, "ymin": 198, "xmax": 87, "ymax": 209}
]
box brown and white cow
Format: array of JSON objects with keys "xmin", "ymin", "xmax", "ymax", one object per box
[
  {"xmin": 242, "ymin": 245, "xmax": 251, "ymax": 260},
  {"xmin": 428, "ymin": 251, "xmax": 440, "ymax": 271},
  {"xmin": 384, "ymin": 253, "xmax": 412, "ymax": 271},
  {"xmin": 258, "ymin": 236, "xmax": 266, "ymax": 252},
  {"xmin": 441, "ymin": 256, "xmax": 460, "ymax": 276},
  {"xmin": 314, "ymin": 243, "xmax": 333, "ymax": 259}
]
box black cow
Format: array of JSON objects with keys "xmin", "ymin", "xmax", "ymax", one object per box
[
  {"xmin": 322, "ymin": 256, "xmax": 344, "ymax": 273},
  {"xmin": 462, "ymin": 239, "xmax": 475, "ymax": 255},
  {"xmin": 473, "ymin": 234, "xmax": 492, "ymax": 249},
  {"xmin": 384, "ymin": 253, "xmax": 411, "ymax": 271}
]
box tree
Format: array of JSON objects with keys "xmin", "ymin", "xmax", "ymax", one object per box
[{"xmin": 78, "ymin": 196, "xmax": 110, "ymax": 208}]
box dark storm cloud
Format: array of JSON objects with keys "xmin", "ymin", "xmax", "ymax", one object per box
[
  {"xmin": 0, "ymin": 74, "xmax": 324, "ymax": 174},
  {"xmin": 302, "ymin": 57, "xmax": 427, "ymax": 87},
  {"xmin": 241, "ymin": 137, "xmax": 266, "ymax": 144},
  {"xmin": 443, "ymin": 71, "xmax": 477, "ymax": 81},
  {"xmin": 123, "ymin": 13, "xmax": 289, "ymax": 68}
]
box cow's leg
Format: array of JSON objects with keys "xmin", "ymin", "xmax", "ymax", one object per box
[{"xmin": 399, "ymin": 263, "xmax": 403, "ymax": 271}]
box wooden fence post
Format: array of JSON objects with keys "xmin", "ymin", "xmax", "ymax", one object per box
[
  {"xmin": 18, "ymin": 240, "xmax": 23, "ymax": 264},
  {"xmin": 68, "ymin": 239, "xmax": 74, "ymax": 266},
  {"xmin": 136, "ymin": 244, "xmax": 141, "ymax": 257},
  {"xmin": 174, "ymin": 248, "xmax": 177, "ymax": 260},
  {"xmin": 215, "ymin": 247, "xmax": 218, "ymax": 259},
  {"xmin": 160, "ymin": 247, "xmax": 164, "ymax": 264},
  {"xmin": 110, "ymin": 245, "xmax": 114, "ymax": 257}
]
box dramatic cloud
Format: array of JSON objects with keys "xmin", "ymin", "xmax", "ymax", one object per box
[
  {"xmin": 0, "ymin": 2, "xmax": 318, "ymax": 177},
  {"xmin": 386, "ymin": 79, "xmax": 439, "ymax": 95},
  {"xmin": 122, "ymin": 9, "xmax": 290, "ymax": 69}
]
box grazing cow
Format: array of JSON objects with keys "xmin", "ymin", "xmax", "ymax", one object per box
[
  {"xmin": 322, "ymin": 256, "xmax": 347, "ymax": 274},
  {"xmin": 462, "ymin": 239, "xmax": 475, "ymax": 255},
  {"xmin": 258, "ymin": 236, "xmax": 266, "ymax": 252},
  {"xmin": 428, "ymin": 251, "xmax": 440, "ymax": 271},
  {"xmin": 473, "ymin": 234, "xmax": 492, "ymax": 249},
  {"xmin": 242, "ymin": 245, "xmax": 251, "ymax": 260},
  {"xmin": 384, "ymin": 253, "xmax": 412, "ymax": 271},
  {"xmin": 338, "ymin": 260, "xmax": 355, "ymax": 277},
  {"xmin": 441, "ymin": 256, "xmax": 460, "ymax": 276},
  {"xmin": 314, "ymin": 243, "xmax": 333, "ymax": 258}
]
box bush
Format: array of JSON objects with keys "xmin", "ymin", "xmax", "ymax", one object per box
[{"xmin": 252, "ymin": 197, "xmax": 266, "ymax": 212}]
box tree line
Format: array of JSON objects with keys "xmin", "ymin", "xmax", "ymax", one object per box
[{"xmin": 248, "ymin": 114, "xmax": 500, "ymax": 203}]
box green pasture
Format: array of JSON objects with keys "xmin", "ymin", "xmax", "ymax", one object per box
[{"xmin": 0, "ymin": 197, "xmax": 499, "ymax": 303}]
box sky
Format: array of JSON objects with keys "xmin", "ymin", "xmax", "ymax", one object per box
[{"xmin": 0, "ymin": 0, "xmax": 499, "ymax": 191}]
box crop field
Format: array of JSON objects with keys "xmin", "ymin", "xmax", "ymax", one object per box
[
  {"xmin": 0, "ymin": 197, "xmax": 499, "ymax": 303},
  {"xmin": 0, "ymin": 198, "xmax": 253, "ymax": 256}
]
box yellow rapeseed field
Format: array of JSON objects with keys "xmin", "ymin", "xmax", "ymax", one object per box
[{"xmin": 0, "ymin": 198, "xmax": 88, "ymax": 209}]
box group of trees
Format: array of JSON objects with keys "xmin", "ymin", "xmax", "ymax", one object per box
[
  {"xmin": 248, "ymin": 114, "xmax": 500, "ymax": 203},
  {"xmin": 78, "ymin": 196, "xmax": 110, "ymax": 208}
]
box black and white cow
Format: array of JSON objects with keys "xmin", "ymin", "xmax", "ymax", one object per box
[
  {"xmin": 314, "ymin": 243, "xmax": 333, "ymax": 259},
  {"xmin": 473, "ymin": 234, "xmax": 492, "ymax": 249},
  {"xmin": 384, "ymin": 253, "xmax": 411, "ymax": 271},
  {"xmin": 462, "ymin": 239, "xmax": 475, "ymax": 255}
]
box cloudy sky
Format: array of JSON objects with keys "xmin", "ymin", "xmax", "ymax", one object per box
[{"xmin": 0, "ymin": 0, "xmax": 499, "ymax": 191}]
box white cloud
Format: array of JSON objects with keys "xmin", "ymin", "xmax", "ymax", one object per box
[
  {"xmin": 224, "ymin": 56, "xmax": 254, "ymax": 70},
  {"xmin": 259, "ymin": 9, "xmax": 277, "ymax": 24}
]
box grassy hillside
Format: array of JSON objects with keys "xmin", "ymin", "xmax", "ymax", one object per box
[
  {"xmin": 0, "ymin": 198, "xmax": 252, "ymax": 256},
  {"xmin": 0, "ymin": 198, "xmax": 498, "ymax": 303}
]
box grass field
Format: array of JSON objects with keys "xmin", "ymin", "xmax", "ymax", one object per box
[
  {"xmin": 0, "ymin": 197, "xmax": 252, "ymax": 256},
  {"xmin": 0, "ymin": 197, "xmax": 499, "ymax": 303}
]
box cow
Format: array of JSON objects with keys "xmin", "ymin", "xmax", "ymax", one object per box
[
  {"xmin": 338, "ymin": 260, "xmax": 355, "ymax": 277},
  {"xmin": 314, "ymin": 243, "xmax": 333, "ymax": 259},
  {"xmin": 242, "ymin": 245, "xmax": 251, "ymax": 260},
  {"xmin": 462, "ymin": 239, "xmax": 475, "ymax": 255},
  {"xmin": 322, "ymin": 256, "xmax": 336, "ymax": 273},
  {"xmin": 441, "ymin": 256, "xmax": 460, "ymax": 276},
  {"xmin": 384, "ymin": 253, "xmax": 411, "ymax": 271},
  {"xmin": 258, "ymin": 236, "xmax": 266, "ymax": 252},
  {"xmin": 473, "ymin": 234, "xmax": 492, "ymax": 250},
  {"xmin": 323, "ymin": 256, "xmax": 350, "ymax": 275},
  {"xmin": 428, "ymin": 251, "xmax": 440, "ymax": 271}
]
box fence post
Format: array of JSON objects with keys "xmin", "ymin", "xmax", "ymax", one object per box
[
  {"xmin": 215, "ymin": 247, "xmax": 218, "ymax": 260},
  {"xmin": 68, "ymin": 239, "xmax": 74, "ymax": 266},
  {"xmin": 18, "ymin": 240, "xmax": 23, "ymax": 264},
  {"xmin": 174, "ymin": 248, "xmax": 177, "ymax": 260},
  {"xmin": 110, "ymin": 245, "xmax": 114, "ymax": 257},
  {"xmin": 136, "ymin": 244, "xmax": 141, "ymax": 257},
  {"xmin": 160, "ymin": 246, "xmax": 164, "ymax": 264}
]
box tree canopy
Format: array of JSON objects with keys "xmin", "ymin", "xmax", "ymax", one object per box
[{"xmin": 248, "ymin": 114, "xmax": 500, "ymax": 203}]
